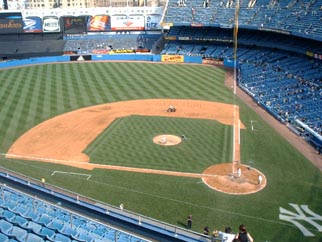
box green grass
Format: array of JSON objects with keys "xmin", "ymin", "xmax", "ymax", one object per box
[
  {"xmin": 85, "ymin": 115, "xmax": 232, "ymax": 172},
  {"xmin": 0, "ymin": 62, "xmax": 321, "ymax": 242}
]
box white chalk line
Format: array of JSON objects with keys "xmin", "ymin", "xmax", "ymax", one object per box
[
  {"xmin": 0, "ymin": 152, "xmax": 219, "ymax": 179},
  {"xmin": 51, "ymin": 171, "xmax": 91, "ymax": 180}
]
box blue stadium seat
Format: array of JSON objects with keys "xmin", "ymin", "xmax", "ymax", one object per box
[
  {"xmin": 0, "ymin": 219, "xmax": 13, "ymax": 235},
  {"xmin": 0, "ymin": 233, "xmax": 9, "ymax": 242},
  {"xmin": 53, "ymin": 233, "xmax": 72, "ymax": 242},
  {"xmin": 47, "ymin": 219, "xmax": 64, "ymax": 232},
  {"xmin": 36, "ymin": 214, "xmax": 52, "ymax": 226},
  {"xmin": 25, "ymin": 233, "xmax": 44, "ymax": 242},
  {"xmin": 11, "ymin": 214, "xmax": 28, "ymax": 227},
  {"xmin": 59, "ymin": 224, "xmax": 78, "ymax": 237},
  {"xmin": 3, "ymin": 210, "xmax": 15, "ymax": 222},
  {"xmin": 38, "ymin": 227, "xmax": 55, "ymax": 240},
  {"xmin": 24, "ymin": 221, "xmax": 42, "ymax": 234}
]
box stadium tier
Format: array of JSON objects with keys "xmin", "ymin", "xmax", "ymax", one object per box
[
  {"xmin": 164, "ymin": 0, "xmax": 322, "ymax": 41},
  {"xmin": 0, "ymin": 184, "xmax": 149, "ymax": 242},
  {"xmin": 0, "ymin": 2, "xmax": 321, "ymax": 241}
]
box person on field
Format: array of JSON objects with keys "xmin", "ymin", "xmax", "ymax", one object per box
[
  {"xmin": 235, "ymin": 224, "xmax": 253, "ymax": 242},
  {"xmin": 203, "ymin": 226, "xmax": 209, "ymax": 235},
  {"xmin": 187, "ymin": 214, "xmax": 192, "ymax": 229},
  {"xmin": 167, "ymin": 105, "xmax": 176, "ymax": 112}
]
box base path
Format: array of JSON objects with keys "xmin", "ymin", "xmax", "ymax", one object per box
[{"xmin": 5, "ymin": 99, "xmax": 263, "ymax": 194}]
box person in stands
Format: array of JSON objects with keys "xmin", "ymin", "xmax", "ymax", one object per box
[{"xmin": 235, "ymin": 224, "xmax": 253, "ymax": 242}]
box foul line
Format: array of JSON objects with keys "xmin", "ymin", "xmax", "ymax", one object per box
[{"xmin": 1, "ymin": 153, "xmax": 218, "ymax": 179}]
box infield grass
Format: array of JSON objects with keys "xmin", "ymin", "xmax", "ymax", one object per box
[{"xmin": 0, "ymin": 62, "xmax": 321, "ymax": 242}]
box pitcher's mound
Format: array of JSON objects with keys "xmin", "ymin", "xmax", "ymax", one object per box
[
  {"xmin": 153, "ymin": 135, "xmax": 182, "ymax": 146},
  {"xmin": 202, "ymin": 163, "xmax": 266, "ymax": 195}
]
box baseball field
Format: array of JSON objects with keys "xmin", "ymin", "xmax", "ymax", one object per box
[{"xmin": 0, "ymin": 62, "xmax": 321, "ymax": 241}]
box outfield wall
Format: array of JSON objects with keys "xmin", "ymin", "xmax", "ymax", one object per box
[{"xmin": 0, "ymin": 54, "xmax": 204, "ymax": 69}]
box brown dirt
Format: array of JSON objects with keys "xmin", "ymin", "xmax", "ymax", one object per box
[
  {"xmin": 153, "ymin": 135, "xmax": 182, "ymax": 146},
  {"xmin": 6, "ymin": 98, "xmax": 254, "ymax": 194},
  {"xmin": 203, "ymin": 163, "xmax": 266, "ymax": 195}
]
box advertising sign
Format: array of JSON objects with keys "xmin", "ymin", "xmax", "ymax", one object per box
[
  {"xmin": 87, "ymin": 15, "xmax": 110, "ymax": 32},
  {"xmin": 43, "ymin": 16, "xmax": 60, "ymax": 32},
  {"xmin": 145, "ymin": 14, "xmax": 161, "ymax": 30},
  {"xmin": 161, "ymin": 55, "xmax": 184, "ymax": 63},
  {"xmin": 0, "ymin": 12, "xmax": 23, "ymax": 33},
  {"xmin": 70, "ymin": 55, "xmax": 92, "ymax": 61},
  {"xmin": 63, "ymin": 16, "xmax": 86, "ymax": 34},
  {"xmin": 23, "ymin": 16, "xmax": 42, "ymax": 33},
  {"xmin": 111, "ymin": 15, "xmax": 144, "ymax": 31}
]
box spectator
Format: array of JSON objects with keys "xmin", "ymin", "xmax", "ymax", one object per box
[{"xmin": 235, "ymin": 224, "xmax": 253, "ymax": 242}]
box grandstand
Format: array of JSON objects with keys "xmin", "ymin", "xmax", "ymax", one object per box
[{"xmin": 0, "ymin": 1, "xmax": 321, "ymax": 241}]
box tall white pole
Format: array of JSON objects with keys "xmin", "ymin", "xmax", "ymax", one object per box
[{"xmin": 232, "ymin": 0, "xmax": 240, "ymax": 173}]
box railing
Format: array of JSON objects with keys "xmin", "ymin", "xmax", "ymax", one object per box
[{"xmin": 0, "ymin": 166, "xmax": 218, "ymax": 242}]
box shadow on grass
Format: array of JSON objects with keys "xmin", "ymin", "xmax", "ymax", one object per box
[{"xmin": 177, "ymin": 221, "xmax": 188, "ymax": 229}]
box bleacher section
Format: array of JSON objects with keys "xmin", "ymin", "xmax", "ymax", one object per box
[
  {"xmin": 161, "ymin": 26, "xmax": 322, "ymax": 150},
  {"xmin": 63, "ymin": 33, "xmax": 161, "ymax": 54},
  {"xmin": 164, "ymin": 0, "xmax": 322, "ymax": 41},
  {"xmin": 0, "ymin": 34, "xmax": 65, "ymax": 60},
  {"xmin": 0, "ymin": 185, "xmax": 149, "ymax": 242}
]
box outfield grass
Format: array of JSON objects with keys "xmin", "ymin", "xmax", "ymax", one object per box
[{"xmin": 0, "ymin": 62, "xmax": 321, "ymax": 242}]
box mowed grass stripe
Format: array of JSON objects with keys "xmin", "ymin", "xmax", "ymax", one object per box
[
  {"xmin": 85, "ymin": 116, "xmax": 229, "ymax": 173},
  {"xmin": 77, "ymin": 64, "xmax": 105, "ymax": 105},
  {"xmin": 0, "ymin": 68, "xmax": 35, "ymax": 139}
]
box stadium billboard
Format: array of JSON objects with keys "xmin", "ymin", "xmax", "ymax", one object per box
[
  {"xmin": 111, "ymin": 15, "xmax": 144, "ymax": 31},
  {"xmin": 87, "ymin": 15, "xmax": 110, "ymax": 32},
  {"xmin": 0, "ymin": 12, "xmax": 23, "ymax": 33},
  {"xmin": 23, "ymin": 16, "xmax": 42, "ymax": 33},
  {"xmin": 42, "ymin": 16, "xmax": 60, "ymax": 32},
  {"xmin": 145, "ymin": 14, "xmax": 161, "ymax": 30},
  {"xmin": 161, "ymin": 55, "xmax": 184, "ymax": 63},
  {"xmin": 63, "ymin": 16, "xmax": 86, "ymax": 34}
]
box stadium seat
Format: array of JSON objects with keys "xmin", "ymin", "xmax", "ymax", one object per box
[
  {"xmin": 25, "ymin": 233, "xmax": 44, "ymax": 242},
  {"xmin": 0, "ymin": 219, "xmax": 13, "ymax": 235},
  {"xmin": 0, "ymin": 233, "xmax": 9, "ymax": 242},
  {"xmin": 53, "ymin": 233, "xmax": 72, "ymax": 242},
  {"xmin": 38, "ymin": 227, "xmax": 56, "ymax": 240}
]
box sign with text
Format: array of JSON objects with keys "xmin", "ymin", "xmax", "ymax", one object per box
[
  {"xmin": 161, "ymin": 55, "xmax": 184, "ymax": 63},
  {"xmin": 0, "ymin": 12, "xmax": 23, "ymax": 33},
  {"xmin": 111, "ymin": 15, "xmax": 144, "ymax": 31},
  {"xmin": 145, "ymin": 14, "xmax": 161, "ymax": 30},
  {"xmin": 23, "ymin": 16, "xmax": 42, "ymax": 33},
  {"xmin": 43, "ymin": 16, "xmax": 60, "ymax": 32},
  {"xmin": 87, "ymin": 15, "xmax": 110, "ymax": 32}
]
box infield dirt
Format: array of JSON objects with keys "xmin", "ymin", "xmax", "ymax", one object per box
[{"xmin": 6, "ymin": 99, "xmax": 267, "ymax": 194}]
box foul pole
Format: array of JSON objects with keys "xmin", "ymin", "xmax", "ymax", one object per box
[{"xmin": 232, "ymin": 0, "xmax": 240, "ymax": 173}]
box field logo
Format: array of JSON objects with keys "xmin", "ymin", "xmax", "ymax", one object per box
[{"xmin": 279, "ymin": 203, "xmax": 322, "ymax": 236}]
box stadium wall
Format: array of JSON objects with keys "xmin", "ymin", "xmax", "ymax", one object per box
[{"xmin": 0, "ymin": 54, "xmax": 203, "ymax": 69}]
